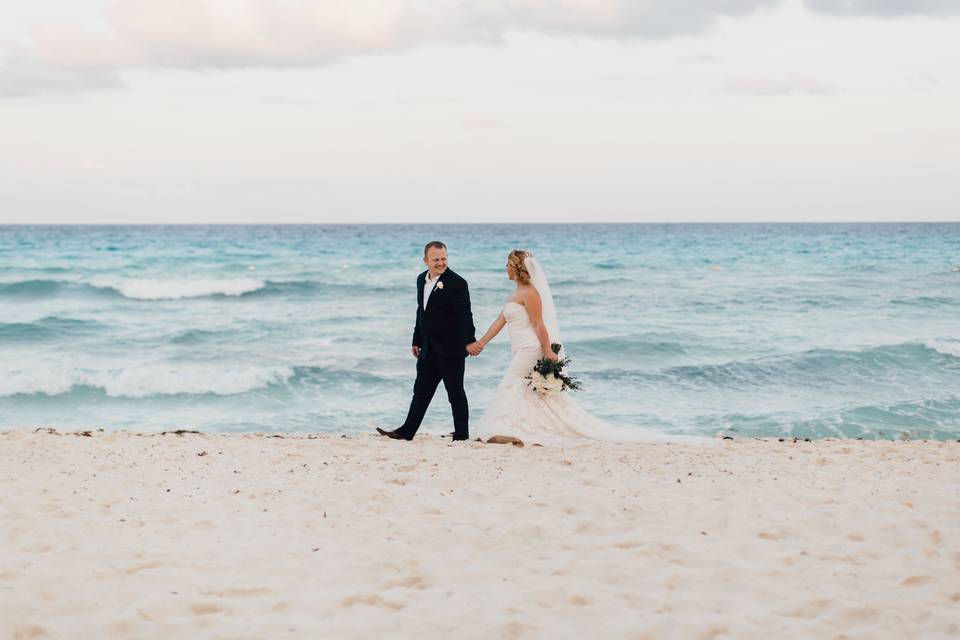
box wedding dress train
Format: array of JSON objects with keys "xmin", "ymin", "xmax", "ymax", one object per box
[{"xmin": 473, "ymin": 302, "xmax": 712, "ymax": 446}]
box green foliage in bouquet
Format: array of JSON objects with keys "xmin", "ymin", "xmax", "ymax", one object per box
[{"xmin": 531, "ymin": 343, "xmax": 583, "ymax": 392}]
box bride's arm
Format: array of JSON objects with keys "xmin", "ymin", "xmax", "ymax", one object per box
[
  {"xmin": 477, "ymin": 313, "xmax": 506, "ymax": 349},
  {"xmin": 524, "ymin": 288, "xmax": 557, "ymax": 360}
]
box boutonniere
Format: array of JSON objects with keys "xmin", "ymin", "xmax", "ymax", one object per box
[{"xmin": 436, "ymin": 281, "xmax": 444, "ymax": 290}]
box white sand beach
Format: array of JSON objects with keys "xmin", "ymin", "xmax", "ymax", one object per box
[{"xmin": 1, "ymin": 429, "xmax": 958, "ymax": 639}]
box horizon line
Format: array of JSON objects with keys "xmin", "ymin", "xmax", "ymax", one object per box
[{"xmin": 2, "ymin": 220, "xmax": 960, "ymax": 227}]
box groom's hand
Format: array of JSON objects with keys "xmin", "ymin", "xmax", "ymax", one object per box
[
  {"xmin": 466, "ymin": 341, "xmax": 483, "ymax": 356},
  {"xmin": 411, "ymin": 346, "xmax": 421, "ymax": 358}
]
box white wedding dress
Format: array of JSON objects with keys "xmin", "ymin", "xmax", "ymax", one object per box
[{"xmin": 473, "ymin": 301, "xmax": 711, "ymax": 446}]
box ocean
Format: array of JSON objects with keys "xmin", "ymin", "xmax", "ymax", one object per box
[{"xmin": 1, "ymin": 223, "xmax": 958, "ymax": 440}]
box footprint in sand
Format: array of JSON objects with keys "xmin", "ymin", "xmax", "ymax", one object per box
[
  {"xmin": 126, "ymin": 562, "xmax": 163, "ymax": 574},
  {"xmin": 757, "ymin": 531, "xmax": 787, "ymax": 541},
  {"xmin": 839, "ymin": 605, "xmax": 880, "ymax": 622},
  {"xmin": 204, "ymin": 587, "xmax": 273, "ymax": 598},
  {"xmin": 340, "ymin": 594, "xmax": 404, "ymax": 610},
  {"xmin": 698, "ymin": 624, "xmax": 731, "ymax": 640},
  {"xmin": 13, "ymin": 625, "xmax": 49, "ymax": 639},
  {"xmin": 781, "ymin": 598, "xmax": 832, "ymax": 619},
  {"xmin": 614, "ymin": 540, "xmax": 643, "ymax": 550},
  {"xmin": 190, "ymin": 602, "xmax": 224, "ymax": 615},
  {"xmin": 383, "ymin": 575, "xmax": 432, "ymax": 590},
  {"xmin": 501, "ymin": 621, "xmax": 537, "ymax": 639},
  {"xmin": 664, "ymin": 573, "xmax": 691, "ymax": 591},
  {"xmin": 575, "ymin": 521, "xmax": 602, "ymax": 534}
]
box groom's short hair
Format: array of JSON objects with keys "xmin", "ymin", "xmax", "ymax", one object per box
[{"xmin": 424, "ymin": 241, "xmax": 447, "ymax": 256}]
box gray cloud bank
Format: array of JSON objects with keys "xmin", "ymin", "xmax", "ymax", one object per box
[
  {"xmin": 0, "ymin": 64, "xmax": 124, "ymax": 98},
  {"xmin": 803, "ymin": 0, "xmax": 960, "ymax": 16}
]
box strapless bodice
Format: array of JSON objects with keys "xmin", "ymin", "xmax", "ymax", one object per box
[{"xmin": 503, "ymin": 302, "xmax": 541, "ymax": 353}]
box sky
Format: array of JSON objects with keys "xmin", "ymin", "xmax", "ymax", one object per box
[{"xmin": 1, "ymin": 0, "xmax": 958, "ymax": 224}]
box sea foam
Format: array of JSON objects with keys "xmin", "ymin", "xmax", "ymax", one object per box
[
  {"xmin": 0, "ymin": 365, "xmax": 295, "ymax": 398},
  {"xmin": 92, "ymin": 278, "xmax": 265, "ymax": 300},
  {"xmin": 924, "ymin": 339, "xmax": 960, "ymax": 359}
]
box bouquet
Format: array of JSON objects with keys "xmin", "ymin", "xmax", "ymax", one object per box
[{"xmin": 526, "ymin": 343, "xmax": 582, "ymax": 396}]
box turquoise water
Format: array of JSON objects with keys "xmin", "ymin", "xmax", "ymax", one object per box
[{"xmin": 1, "ymin": 224, "xmax": 958, "ymax": 439}]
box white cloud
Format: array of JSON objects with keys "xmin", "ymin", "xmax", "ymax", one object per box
[
  {"xmin": 725, "ymin": 71, "xmax": 836, "ymax": 96},
  {"xmin": 11, "ymin": 0, "xmax": 782, "ymax": 71},
  {"xmin": 3, "ymin": 0, "xmax": 957, "ymax": 99},
  {"xmin": 4, "ymin": 0, "xmax": 958, "ymax": 77},
  {"xmin": 907, "ymin": 72, "xmax": 939, "ymax": 91}
]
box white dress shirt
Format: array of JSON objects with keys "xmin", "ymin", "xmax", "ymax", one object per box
[{"xmin": 423, "ymin": 272, "xmax": 440, "ymax": 310}]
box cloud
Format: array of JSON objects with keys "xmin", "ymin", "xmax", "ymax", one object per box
[
  {"xmin": 803, "ymin": 0, "xmax": 960, "ymax": 16},
  {"xmin": 504, "ymin": 0, "xmax": 779, "ymax": 38},
  {"xmin": 907, "ymin": 73, "xmax": 939, "ymax": 91},
  {"xmin": 0, "ymin": 63, "xmax": 125, "ymax": 98},
  {"xmin": 5, "ymin": 0, "xmax": 954, "ymax": 95},
  {"xmin": 680, "ymin": 53, "xmax": 721, "ymax": 64},
  {"xmin": 725, "ymin": 72, "xmax": 836, "ymax": 96},
  {"xmin": 10, "ymin": 0, "xmax": 782, "ymax": 71}
]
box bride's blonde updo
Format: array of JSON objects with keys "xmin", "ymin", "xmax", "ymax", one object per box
[{"xmin": 507, "ymin": 250, "xmax": 532, "ymax": 284}]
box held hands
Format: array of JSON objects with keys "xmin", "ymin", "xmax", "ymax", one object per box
[{"xmin": 412, "ymin": 344, "xmax": 483, "ymax": 357}]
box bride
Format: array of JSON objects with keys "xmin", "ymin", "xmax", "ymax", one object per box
[{"xmin": 472, "ymin": 250, "xmax": 710, "ymax": 446}]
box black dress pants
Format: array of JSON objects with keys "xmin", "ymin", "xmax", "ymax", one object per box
[{"xmin": 396, "ymin": 350, "xmax": 468, "ymax": 439}]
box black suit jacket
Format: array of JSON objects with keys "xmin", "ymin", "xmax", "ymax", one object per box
[{"xmin": 412, "ymin": 269, "xmax": 477, "ymax": 359}]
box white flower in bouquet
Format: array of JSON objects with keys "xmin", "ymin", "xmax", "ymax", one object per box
[
  {"xmin": 529, "ymin": 371, "xmax": 562, "ymax": 396},
  {"xmin": 529, "ymin": 371, "xmax": 547, "ymax": 394},
  {"xmin": 543, "ymin": 373, "xmax": 564, "ymax": 393}
]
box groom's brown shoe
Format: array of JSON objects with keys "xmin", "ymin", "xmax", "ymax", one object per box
[{"xmin": 376, "ymin": 427, "xmax": 412, "ymax": 441}]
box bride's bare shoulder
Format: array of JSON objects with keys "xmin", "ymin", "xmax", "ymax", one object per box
[
  {"xmin": 507, "ymin": 285, "xmax": 539, "ymax": 308},
  {"xmin": 519, "ymin": 285, "xmax": 540, "ymax": 302}
]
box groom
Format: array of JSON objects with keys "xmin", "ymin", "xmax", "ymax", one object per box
[{"xmin": 377, "ymin": 241, "xmax": 482, "ymax": 442}]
